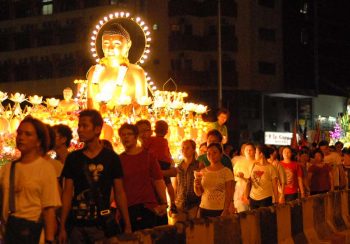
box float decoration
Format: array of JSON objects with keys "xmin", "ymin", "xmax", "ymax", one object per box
[{"xmin": 0, "ymin": 11, "xmax": 209, "ymax": 166}]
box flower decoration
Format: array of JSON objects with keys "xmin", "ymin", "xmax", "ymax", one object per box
[
  {"xmin": 0, "ymin": 91, "xmax": 8, "ymax": 101},
  {"xmin": 29, "ymin": 95, "xmax": 43, "ymax": 105},
  {"xmin": 116, "ymin": 95, "xmax": 131, "ymax": 106},
  {"xmin": 10, "ymin": 93, "xmax": 26, "ymax": 103},
  {"xmin": 195, "ymin": 104, "xmax": 207, "ymax": 114},
  {"xmin": 137, "ymin": 96, "xmax": 153, "ymax": 106},
  {"xmin": 46, "ymin": 98, "xmax": 60, "ymax": 107},
  {"xmin": 183, "ymin": 103, "xmax": 197, "ymax": 112}
]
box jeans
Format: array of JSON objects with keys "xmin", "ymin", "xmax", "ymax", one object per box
[
  {"xmin": 250, "ymin": 196, "xmax": 273, "ymax": 209},
  {"xmin": 5, "ymin": 215, "xmax": 43, "ymax": 244},
  {"xmin": 199, "ymin": 208, "xmax": 223, "ymax": 218},
  {"xmin": 70, "ymin": 226, "xmax": 105, "ymax": 244}
]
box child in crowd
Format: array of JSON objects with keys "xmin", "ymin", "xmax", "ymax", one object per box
[{"xmin": 136, "ymin": 120, "xmax": 178, "ymax": 214}]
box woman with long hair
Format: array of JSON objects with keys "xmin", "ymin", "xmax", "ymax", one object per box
[
  {"xmin": 194, "ymin": 143, "xmax": 234, "ymax": 217},
  {"xmin": 173, "ymin": 140, "xmax": 201, "ymax": 222},
  {"xmin": 0, "ymin": 116, "xmax": 61, "ymax": 244}
]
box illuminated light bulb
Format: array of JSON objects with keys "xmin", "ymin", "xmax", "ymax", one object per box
[
  {"xmin": 90, "ymin": 42, "xmax": 95, "ymax": 46},
  {"xmin": 145, "ymin": 44, "xmax": 150, "ymax": 48},
  {"xmin": 91, "ymin": 36, "xmax": 96, "ymax": 40},
  {"xmin": 92, "ymin": 53, "xmax": 97, "ymax": 57},
  {"xmin": 144, "ymin": 55, "xmax": 148, "ymax": 59},
  {"xmin": 143, "ymin": 26, "xmax": 148, "ymax": 31},
  {"xmin": 136, "ymin": 17, "xmax": 141, "ymax": 22},
  {"xmin": 114, "ymin": 12, "xmax": 119, "ymax": 17},
  {"xmin": 145, "ymin": 72, "xmax": 148, "ymax": 75},
  {"xmin": 96, "ymin": 24, "xmax": 100, "ymax": 29},
  {"xmin": 126, "ymin": 12, "xmax": 130, "ymax": 17},
  {"xmin": 149, "ymin": 81, "xmax": 154, "ymax": 85},
  {"xmin": 140, "ymin": 59, "xmax": 144, "ymax": 64},
  {"xmin": 93, "ymin": 30, "xmax": 97, "ymax": 35},
  {"xmin": 140, "ymin": 21, "xmax": 145, "ymax": 26},
  {"xmin": 99, "ymin": 20, "xmax": 104, "ymax": 25},
  {"xmin": 145, "ymin": 49, "xmax": 150, "ymax": 53},
  {"xmin": 109, "ymin": 14, "xmax": 113, "ymax": 19},
  {"xmin": 147, "ymin": 38, "xmax": 151, "ymax": 41},
  {"xmin": 146, "ymin": 77, "xmax": 151, "ymax": 81},
  {"xmin": 145, "ymin": 31, "xmax": 150, "ymax": 36},
  {"xmin": 90, "ymin": 48, "xmax": 96, "ymax": 52},
  {"xmin": 121, "ymin": 12, "xmax": 125, "ymax": 17},
  {"xmin": 152, "ymin": 86, "xmax": 157, "ymax": 90},
  {"xmin": 96, "ymin": 58, "xmax": 100, "ymax": 62},
  {"xmin": 104, "ymin": 16, "xmax": 108, "ymax": 21}
]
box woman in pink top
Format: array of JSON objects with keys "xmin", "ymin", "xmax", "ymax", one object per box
[{"xmin": 279, "ymin": 146, "xmax": 305, "ymax": 202}]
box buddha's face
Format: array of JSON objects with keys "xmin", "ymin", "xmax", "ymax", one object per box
[
  {"xmin": 63, "ymin": 89, "xmax": 73, "ymax": 101},
  {"xmin": 102, "ymin": 34, "xmax": 130, "ymax": 58}
]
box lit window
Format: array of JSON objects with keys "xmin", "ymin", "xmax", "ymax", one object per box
[
  {"xmin": 153, "ymin": 24, "xmax": 159, "ymax": 30},
  {"xmin": 42, "ymin": 0, "xmax": 53, "ymax": 15},
  {"xmin": 300, "ymin": 2, "xmax": 308, "ymax": 14}
]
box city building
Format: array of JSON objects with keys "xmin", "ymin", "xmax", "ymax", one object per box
[{"xmin": 0, "ymin": 0, "xmax": 349, "ymax": 146}]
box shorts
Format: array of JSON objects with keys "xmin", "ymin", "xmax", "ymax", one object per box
[{"xmin": 159, "ymin": 160, "xmax": 172, "ymax": 185}]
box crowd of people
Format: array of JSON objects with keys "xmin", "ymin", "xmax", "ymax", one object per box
[{"xmin": 0, "ymin": 108, "xmax": 350, "ymax": 243}]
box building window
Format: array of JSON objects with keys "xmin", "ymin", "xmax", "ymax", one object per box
[
  {"xmin": 42, "ymin": 0, "xmax": 53, "ymax": 15},
  {"xmin": 153, "ymin": 24, "xmax": 159, "ymax": 30},
  {"xmin": 258, "ymin": 61, "xmax": 276, "ymax": 75},
  {"xmin": 258, "ymin": 28, "xmax": 276, "ymax": 42},
  {"xmin": 258, "ymin": 0, "xmax": 275, "ymax": 8}
]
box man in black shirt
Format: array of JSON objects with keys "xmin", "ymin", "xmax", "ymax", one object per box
[{"xmin": 59, "ymin": 109, "xmax": 131, "ymax": 243}]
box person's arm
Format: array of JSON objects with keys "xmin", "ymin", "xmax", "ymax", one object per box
[
  {"xmin": 297, "ymin": 176, "xmax": 305, "ymax": 198},
  {"xmin": 272, "ymin": 177, "xmax": 278, "ymax": 204},
  {"xmin": 278, "ymin": 166, "xmax": 285, "ymax": 203},
  {"xmin": 162, "ymin": 167, "xmax": 177, "ymax": 177},
  {"xmin": 153, "ymin": 179, "xmax": 168, "ymax": 215},
  {"xmin": 42, "ymin": 207, "xmax": 57, "ymax": 242},
  {"xmin": 59, "ymin": 178, "xmax": 74, "ymax": 244},
  {"xmin": 221, "ymin": 180, "xmax": 234, "ymax": 216},
  {"xmin": 113, "ymin": 179, "xmax": 131, "ymax": 233},
  {"xmin": 194, "ymin": 176, "xmax": 204, "ymax": 196},
  {"xmin": 329, "ymin": 171, "xmax": 334, "ymax": 191}
]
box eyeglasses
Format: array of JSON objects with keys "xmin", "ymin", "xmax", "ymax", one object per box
[{"xmin": 120, "ymin": 132, "xmax": 135, "ymax": 137}]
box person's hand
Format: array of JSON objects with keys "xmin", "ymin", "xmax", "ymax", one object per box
[
  {"xmin": 194, "ymin": 178, "xmax": 202, "ymax": 187},
  {"xmin": 154, "ymin": 204, "xmax": 168, "ymax": 216},
  {"xmin": 279, "ymin": 195, "xmax": 285, "ymax": 204},
  {"xmin": 241, "ymin": 195, "xmax": 249, "ymax": 205},
  {"xmin": 300, "ymin": 192, "xmax": 305, "ymax": 198},
  {"xmin": 58, "ymin": 228, "xmax": 67, "ymax": 244},
  {"xmin": 228, "ymin": 203, "xmax": 237, "ymax": 214}
]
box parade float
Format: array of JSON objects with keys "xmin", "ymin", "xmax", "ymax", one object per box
[
  {"xmin": 0, "ymin": 11, "xmax": 209, "ymax": 166},
  {"xmin": 329, "ymin": 111, "xmax": 350, "ymax": 147}
]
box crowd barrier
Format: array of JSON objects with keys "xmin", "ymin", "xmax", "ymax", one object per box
[{"xmin": 109, "ymin": 190, "xmax": 350, "ymax": 244}]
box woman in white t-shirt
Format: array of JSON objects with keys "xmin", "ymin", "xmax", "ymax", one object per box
[
  {"xmin": 194, "ymin": 143, "xmax": 234, "ymax": 217},
  {"xmin": 233, "ymin": 143, "xmax": 255, "ymax": 213},
  {"xmin": 0, "ymin": 116, "xmax": 61, "ymax": 244},
  {"xmin": 248, "ymin": 144, "xmax": 278, "ymax": 209}
]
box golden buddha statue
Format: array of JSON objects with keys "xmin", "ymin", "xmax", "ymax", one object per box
[
  {"xmin": 58, "ymin": 87, "xmax": 79, "ymax": 113},
  {"xmin": 87, "ymin": 23, "xmax": 147, "ymax": 110}
]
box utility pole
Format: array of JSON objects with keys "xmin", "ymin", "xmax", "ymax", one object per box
[{"xmin": 217, "ymin": 0, "xmax": 222, "ymax": 108}]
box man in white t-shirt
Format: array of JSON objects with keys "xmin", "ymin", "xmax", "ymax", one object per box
[{"xmin": 319, "ymin": 140, "xmax": 343, "ymax": 189}]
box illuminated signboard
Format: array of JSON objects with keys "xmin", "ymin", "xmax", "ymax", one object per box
[{"xmin": 264, "ymin": 131, "xmax": 296, "ymax": 145}]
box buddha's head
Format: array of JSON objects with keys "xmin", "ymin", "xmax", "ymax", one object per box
[
  {"xmin": 102, "ymin": 24, "xmax": 131, "ymax": 59},
  {"xmin": 63, "ymin": 87, "xmax": 73, "ymax": 101}
]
